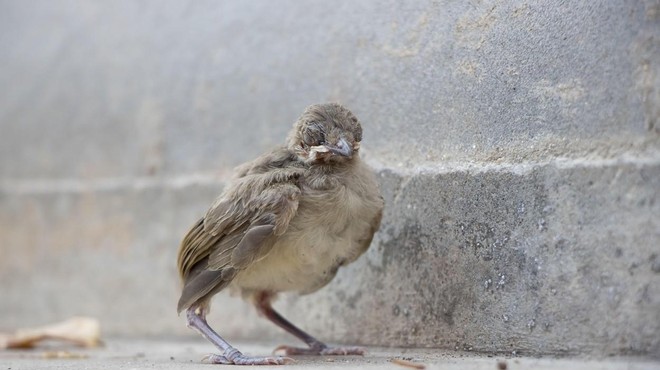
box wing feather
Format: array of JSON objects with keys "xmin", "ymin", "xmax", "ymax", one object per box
[{"xmin": 176, "ymin": 164, "xmax": 302, "ymax": 312}]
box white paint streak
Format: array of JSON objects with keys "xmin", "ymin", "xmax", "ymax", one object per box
[
  {"xmin": 369, "ymin": 152, "xmax": 660, "ymax": 177},
  {"xmin": 1, "ymin": 153, "xmax": 658, "ymax": 195}
]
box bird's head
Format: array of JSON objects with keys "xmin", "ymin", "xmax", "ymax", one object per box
[{"xmin": 288, "ymin": 103, "xmax": 362, "ymax": 165}]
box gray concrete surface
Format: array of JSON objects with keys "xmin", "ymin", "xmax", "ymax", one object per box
[
  {"xmin": 1, "ymin": 338, "xmax": 658, "ymax": 370},
  {"xmin": 1, "ymin": 0, "xmax": 659, "ymax": 359}
]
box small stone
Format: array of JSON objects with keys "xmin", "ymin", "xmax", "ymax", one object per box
[{"xmin": 651, "ymin": 258, "xmax": 660, "ymax": 273}]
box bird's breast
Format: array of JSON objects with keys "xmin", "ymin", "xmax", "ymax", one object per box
[{"xmin": 233, "ymin": 172, "xmax": 381, "ymax": 295}]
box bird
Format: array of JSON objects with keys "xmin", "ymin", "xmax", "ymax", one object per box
[{"xmin": 176, "ymin": 103, "xmax": 384, "ymax": 365}]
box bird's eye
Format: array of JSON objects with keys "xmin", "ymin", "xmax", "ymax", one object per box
[
  {"xmin": 303, "ymin": 123, "xmax": 324, "ymax": 146},
  {"xmin": 353, "ymin": 125, "xmax": 363, "ymax": 142}
]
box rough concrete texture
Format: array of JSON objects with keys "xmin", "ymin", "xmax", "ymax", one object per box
[
  {"xmin": 0, "ymin": 0, "xmax": 659, "ymax": 359},
  {"xmin": 2, "ymin": 339, "xmax": 658, "ymax": 370}
]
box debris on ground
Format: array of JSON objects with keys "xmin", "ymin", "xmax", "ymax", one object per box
[
  {"xmin": 390, "ymin": 357, "xmax": 426, "ymax": 369},
  {"xmin": 0, "ymin": 317, "xmax": 101, "ymax": 349}
]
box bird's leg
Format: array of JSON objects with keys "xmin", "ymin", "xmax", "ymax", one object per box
[
  {"xmin": 185, "ymin": 307, "xmax": 293, "ymax": 365},
  {"xmin": 254, "ymin": 292, "xmax": 365, "ymax": 356}
]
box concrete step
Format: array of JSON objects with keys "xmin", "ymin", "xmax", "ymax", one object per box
[{"xmin": 1, "ymin": 156, "xmax": 658, "ymax": 356}]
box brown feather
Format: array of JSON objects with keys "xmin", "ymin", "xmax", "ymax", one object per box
[{"xmin": 230, "ymin": 224, "xmax": 276, "ymax": 269}]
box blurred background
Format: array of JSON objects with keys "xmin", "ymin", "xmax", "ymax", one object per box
[{"xmin": 0, "ymin": 0, "xmax": 658, "ymax": 357}]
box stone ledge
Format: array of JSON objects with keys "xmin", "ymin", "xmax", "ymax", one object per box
[{"xmin": 2, "ymin": 150, "xmax": 658, "ymax": 194}]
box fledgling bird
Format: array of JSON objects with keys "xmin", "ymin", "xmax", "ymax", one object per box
[{"xmin": 176, "ymin": 103, "xmax": 384, "ymax": 365}]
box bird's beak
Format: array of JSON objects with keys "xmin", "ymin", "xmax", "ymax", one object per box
[{"xmin": 325, "ymin": 137, "xmax": 353, "ymax": 157}]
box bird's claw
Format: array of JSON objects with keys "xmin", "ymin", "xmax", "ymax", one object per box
[
  {"xmin": 273, "ymin": 344, "xmax": 366, "ymax": 356},
  {"xmin": 203, "ymin": 352, "xmax": 293, "ymax": 365},
  {"xmin": 320, "ymin": 346, "xmax": 366, "ymax": 356}
]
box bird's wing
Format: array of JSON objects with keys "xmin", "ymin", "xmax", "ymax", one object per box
[
  {"xmin": 176, "ymin": 168, "xmax": 302, "ymax": 312},
  {"xmin": 205, "ymin": 182, "xmax": 301, "ymax": 269}
]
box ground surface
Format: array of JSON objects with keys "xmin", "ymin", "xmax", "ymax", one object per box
[{"xmin": 1, "ymin": 338, "xmax": 657, "ymax": 370}]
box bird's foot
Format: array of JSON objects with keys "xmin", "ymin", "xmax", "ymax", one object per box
[
  {"xmin": 273, "ymin": 344, "xmax": 366, "ymax": 356},
  {"xmin": 203, "ymin": 349, "xmax": 293, "ymax": 365}
]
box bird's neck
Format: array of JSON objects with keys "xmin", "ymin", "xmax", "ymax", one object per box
[
  {"xmin": 302, "ymin": 158, "xmax": 357, "ymax": 190},
  {"xmin": 309, "ymin": 157, "xmax": 358, "ymax": 174}
]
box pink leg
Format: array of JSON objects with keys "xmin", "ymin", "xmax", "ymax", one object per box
[
  {"xmin": 186, "ymin": 307, "xmax": 293, "ymax": 365},
  {"xmin": 255, "ymin": 292, "xmax": 366, "ymax": 356}
]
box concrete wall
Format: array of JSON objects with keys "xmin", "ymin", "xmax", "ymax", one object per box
[{"xmin": 1, "ymin": 0, "xmax": 658, "ymax": 357}]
